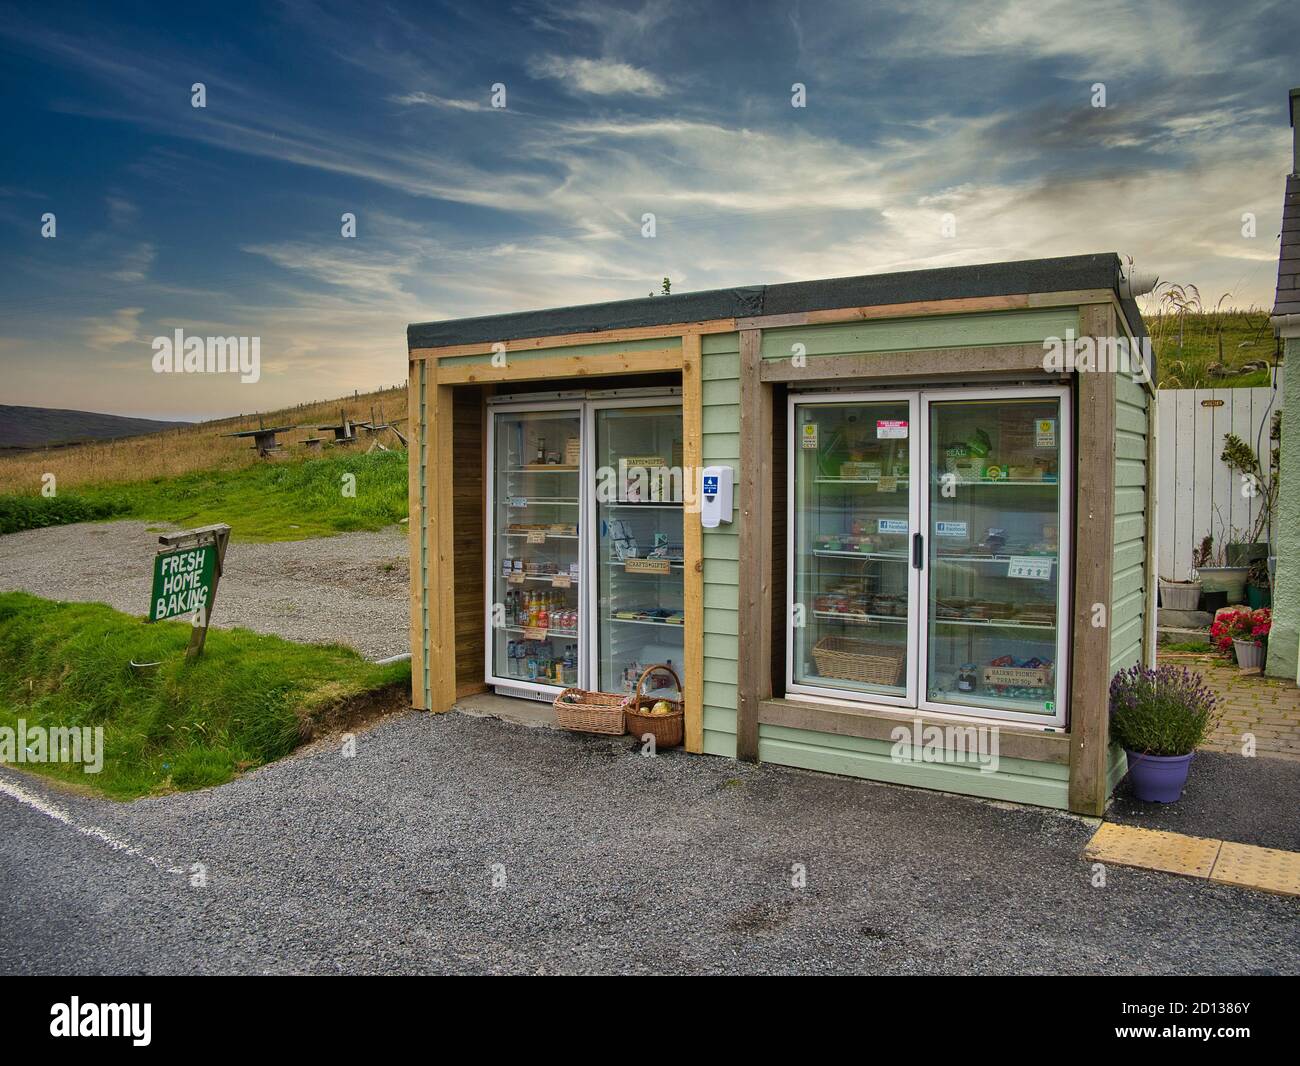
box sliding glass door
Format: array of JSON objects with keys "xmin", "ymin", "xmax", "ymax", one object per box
[{"xmin": 788, "ymin": 386, "xmax": 1070, "ymax": 726}]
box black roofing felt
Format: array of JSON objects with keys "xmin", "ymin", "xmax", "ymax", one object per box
[
  {"xmin": 1274, "ymin": 174, "xmax": 1300, "ymax": 317},
  {"xmin": 408, "ymin": 252, "xmax": 1147, "ymax": 348}
]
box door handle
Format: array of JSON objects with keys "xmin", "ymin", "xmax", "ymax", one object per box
[{"xmin": 912, "ymin": 532, "xmax": 924, "ymax": 569}]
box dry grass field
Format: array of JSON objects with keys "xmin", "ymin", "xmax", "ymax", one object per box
[{"xmin": 0, "ymin": 385, "xmax": 408, "ymax": 495}]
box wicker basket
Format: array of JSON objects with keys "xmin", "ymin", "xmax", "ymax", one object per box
[
  {"xmin": 811, "ymin": 636, "xmax": 905, "ymax": 686},
  {"xmin": 553, "ymin": 687, "xmax": 627, "ymax": 735},
  {"xmin": 623, "ymin": 663, "xmax": 685, "ymax": 748}
]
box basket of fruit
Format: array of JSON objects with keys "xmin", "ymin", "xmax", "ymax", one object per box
[{"xmin": 623, "ymin": 663, "xmax": 685, "ymax": 747}]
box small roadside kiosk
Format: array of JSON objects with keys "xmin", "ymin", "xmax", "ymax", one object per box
[{"xmin": 407, "ymin": 253, "xmax": 1156, "ymax": 815}]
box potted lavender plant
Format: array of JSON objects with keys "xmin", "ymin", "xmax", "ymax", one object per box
[{"xmin": 1109, "ymin": 665, "xmax": 1221, "ymax": 803}]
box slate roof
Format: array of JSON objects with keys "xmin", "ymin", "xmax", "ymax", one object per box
[
  {"xmin": 409, "ymin": 252, "xmax": 1148, "ymax": 349},
  {"xmin": 1275, "ymin": 173, "xmax": 1300, "ymax": 317}
]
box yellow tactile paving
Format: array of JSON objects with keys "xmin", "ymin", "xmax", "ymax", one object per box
[
  {"xmin": 1209, "ymin": 841, "xmax": 1300, "ymax": 898},
  {"xmin": 1084, "ymin": 823, "xmax": 1222, "ymax": 878}
]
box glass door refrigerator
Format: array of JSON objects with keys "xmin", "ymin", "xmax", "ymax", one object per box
[
  {"xmin": 588, "ymin": 398, "xmax": 685, "ymax": 698},
  {"xmin": 486, "ymin": 393, "xmax": 684, "ymax": 701},
  {"xmin": 788, "ymin": 386, "xmax": 1070, "ymax": 727},
  {"xmin": 486, "ymin": 402, "xmax": 585, "ymax": 698},
  {"xmin": 919, "ymin": 389, "xmax": 1070, "ymax": 726}
]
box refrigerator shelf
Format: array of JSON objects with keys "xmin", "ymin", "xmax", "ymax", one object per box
[
  {"xmin": 812, "ymin": 549, "xmax": 907, "ymax": 561},
  {"xmin": 503, "ymin": 531, "xmax": 579, "ymax": 539},
  {"xmin": 608, "ymin": 616, "xmax": 684, "ymax": 628},
  {"xmin": 812, "ymin": 610, "xmax": 907, "ymax": 626},
  {"xmin": 933, "ymin": 617, "xmax": 1055, "ymax": 630},
  {"xmin": 497, "ymin": 625, "xmax": 579, "ymax": 638}
]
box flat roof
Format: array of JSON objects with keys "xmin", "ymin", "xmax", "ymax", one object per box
[{"xmin": 408, "ymin": 252, "xmax": 1147, "ymax": 349}]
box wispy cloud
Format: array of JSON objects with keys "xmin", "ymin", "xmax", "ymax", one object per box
[{"xmin": 527, "ymin": 55, "xmax": 668, "ymax": 97}]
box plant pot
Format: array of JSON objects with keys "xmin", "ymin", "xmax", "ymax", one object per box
[
  {"xmin": 1196, "ymin": 566, "xmax": 1248, "ymax": 603},
  {"xmin": 1246, "ymin": 585, "xmax": 1271, "ymax": 610},
  {"xmin": 1159, "ymin": 580, "xmax": 1202, "ymax": 611},
  {"xmin": 1125, "ymin": 750, "xmax": 1193, "ymax": 803},
  {"xmin": 1232, "ymin": 638, "xmax": 1264, "ymax": 670},
  {"xmin": 1226, "ymin": 542, "xmax": 1268, "ymax": 568}
]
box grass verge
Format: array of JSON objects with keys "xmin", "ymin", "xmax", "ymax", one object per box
[
  {"xmin": 0, "ymin": 591, "xmax": 410, "ymax": 800},
  {"xmin": 0, "ymin": 448, "xmax": 408, "ymax": 542}
]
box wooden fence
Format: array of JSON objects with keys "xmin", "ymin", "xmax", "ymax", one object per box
[{"xmin": 1155, "ymin": 385, "xmax": 1283, "ymax": 581}]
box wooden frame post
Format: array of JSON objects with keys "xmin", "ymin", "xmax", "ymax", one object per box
[
  {"xmin": 428, "ymin": 377, "xmax": 457, "ymax": 713},
  {"xmin": 736, "ymin": 329, "xmax": 771, "ymax": 762},
  {"xmin": 1068, "ymin": 303, "xmax": 1117, "ymax": 815},
  {"xmin": 681, "ymin": 332, "xmax": 706, "ymax": 754},
  {"xmin": 408, "ymin": 359, "xmax": 428, "ymax": 709}
]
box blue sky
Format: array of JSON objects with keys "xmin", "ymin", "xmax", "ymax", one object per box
[{"xmin": 1, "ymin": 0, "xmax": 1296, "ymax": 419}]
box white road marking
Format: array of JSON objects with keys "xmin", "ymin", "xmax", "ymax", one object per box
[{"xmin": 0, "ymin": 771, "xmax": 175, "ymax": 873}]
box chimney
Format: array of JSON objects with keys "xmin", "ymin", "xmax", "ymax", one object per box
[{"xmin": 1292, "ymin": 87, "xmax": 1300, "ymax": 175}]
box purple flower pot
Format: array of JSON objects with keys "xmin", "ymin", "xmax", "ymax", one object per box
[{"xmin": 1125, "ymin": 750, "xmax": 1193, "ymax": 803}]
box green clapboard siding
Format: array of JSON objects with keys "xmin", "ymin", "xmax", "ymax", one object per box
[
  {"xmin": 1110, "ymin": 375, "xmax": 1149, "ymax": 674},
  {"xmin": 759, "ymin": 308, "xmax": 1080, "ymax": 359},
  {"xmin": 701, "ymin": 332, "xmax": 741, "ymax": 744},
  {"xmin": 757, "ymin": 725, "xmax": 1070, "ymax": 808}
]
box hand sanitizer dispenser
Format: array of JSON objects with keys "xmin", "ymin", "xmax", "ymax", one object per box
[{"xmin": 700, "ymin": 466, "xmax": 733, "ymax": 528}]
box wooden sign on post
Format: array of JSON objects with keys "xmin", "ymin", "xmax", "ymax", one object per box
[{"xmin": 148, "ymin": 523, "xmax": 231, "ymax": 660}]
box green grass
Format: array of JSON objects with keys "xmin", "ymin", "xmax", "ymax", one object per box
[
  {"xmin": 0, "ymin": 449, "xmax": 409, "ymax": 542},
  {"xmin": 1148, "ymin": 307, "xmax": 1277, "ymax": 390},
  {"xmin": 0, "ymin": 591, "xmax": 410, "ymax": 799}
]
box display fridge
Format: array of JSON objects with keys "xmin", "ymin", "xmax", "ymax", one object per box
[
  {"xmin": 486, "ymin": 393, "xmax": 684, "ymax": 701},
  {"xmin": 788, "ymin": 386, "xmax": 1070, "ymax": 727}
]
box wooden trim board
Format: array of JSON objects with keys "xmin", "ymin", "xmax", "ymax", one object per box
[
  {"xmin": 407, "ymin": 359, "xmax": 427, "ymax": 709},
  {"xmin": 681, "ymin": 332, "xmax": 705, "ymax": 754},
  {"xmin": 735, "ymin": 329, "xmax": 770, "ymax": 762},
  {"xmin": 1068, "ymin": 303, "xmax": 1118, "ymax": 815},
  {"xmin": 758, "ymin": 698, "xmax": 1070, "ymax": 764},
  {"xmin": 428, "ymin": 375, "xmax": 457, "ymax": 713},
  {"xmin": 433, "ymin": 347, "xmax": 682, "ymax": 384}
]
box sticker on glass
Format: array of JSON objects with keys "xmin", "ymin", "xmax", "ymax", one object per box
[
  {"xmin": 876, "ymin": 419, "xmax": 908, "ymax": 439},
  {"xmin": 877, "ymin": 518, "xmax": 909, "ymax": 534},
  {"xmin": 801, "ymin": 423, "xmax": 819, "ymax": 449},
  {"xmin": 935, "ymin": 521, "xmax": 968, "ymax": 538},
  {"xmin": 1035, "ymin": 419, "xmax": 1057, "ymax": 448},
  {"xmin": 1007, "ymin": 555, "xmax": 1053, "ymax": 580}
]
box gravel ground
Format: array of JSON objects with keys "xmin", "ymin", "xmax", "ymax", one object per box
[
  {"xmin": 2, "ymin": 710, "xmax": 1297, "ymax": 976},
  {"xmin": 0, "ymin": 520, "xmax": 409, "ymax": 660},
  {"xmin": 1108, "ymin": 750, "xmax": 1300, "ymax": 851}
]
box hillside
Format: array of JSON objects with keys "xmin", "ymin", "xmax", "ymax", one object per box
[
  {"xmin": 0, "ymin": 385, "xmax": 407, "ymax": 494},
  {"xmin": 0, "ymin": 404, "xmax": 192, "ymax": 450}
]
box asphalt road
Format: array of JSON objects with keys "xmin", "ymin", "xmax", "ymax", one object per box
[{"xmin": 2, "ymin": 710, "xmax": 1297, "ymax": 976}]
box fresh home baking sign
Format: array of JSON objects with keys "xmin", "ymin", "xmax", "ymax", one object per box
[{"xmin": 149, "ymin": 544, "xmax": 215, "ymax": 621}]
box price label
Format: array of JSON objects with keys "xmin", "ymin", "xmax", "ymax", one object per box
[
  {"xmin": 506, "ymin": 496, "xmax": 527, "ymax": 508},
  {"xmin": 551, "ymin": 574, "xmax": 571, "ymax": 589},
  {"xmin": 523, "ymin": 626, "xmax": 547, "ymax": 640},
  {"xmin": 1007, "ymin": 555, "xmax": 1053, "ymax": 580},
  {"xmin": 625, "ymin": 557, "xmax": 672, "ymax": 575},
  {"xmin": 526, "ymin": 530, "xmax": 546, "ymax": 544},
  {"xmin": 876, "ymin": 475, "xmax": 897, "ymax": 493},
  {"xmin": 507, "ymin": 572, "xmax": 525, "ymax": 585}
]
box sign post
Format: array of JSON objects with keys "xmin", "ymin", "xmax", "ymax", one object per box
[{"xmin": 148, "ymin": 523, "xmax": 231, "ymax": 660}]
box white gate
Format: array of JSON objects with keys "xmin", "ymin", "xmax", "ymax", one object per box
[{"xmin": 1156, "ymin": 386, "xmax": 1282, "ymax": 581}]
